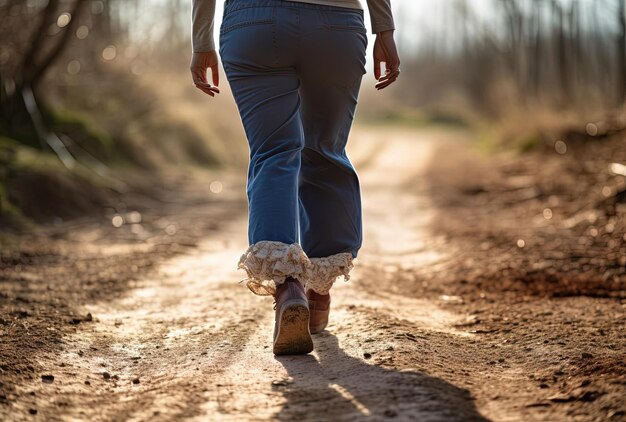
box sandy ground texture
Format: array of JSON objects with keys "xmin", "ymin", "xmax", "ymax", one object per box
[{"xmin": 1, "ymin": 126, "xmax": 625, "ymax": 421}]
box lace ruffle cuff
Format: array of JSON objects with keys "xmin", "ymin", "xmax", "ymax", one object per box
[{"xmin": 237, "ymin": 240, "xmax": 354, "ymax": 296}]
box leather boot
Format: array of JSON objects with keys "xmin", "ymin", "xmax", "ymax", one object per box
[
  {"xmin": 273, "ymin": 277, "xmax": 313, "ymax": 355},
  {"xmin": 306, "ymin": 290, "xmax": 330, "ymax": 334}
]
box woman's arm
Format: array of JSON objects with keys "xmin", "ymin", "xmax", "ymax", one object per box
[
  {"xmin": 191, "ymin": 0, "xmax": 220, "ymax": 97},
  {"xmin": 366, "ymin": 0, "xmax": 400, "ymax": 90},
  {"xmin": 366, "ymin": 0, "xmax": 395, "ymax": 34},
  {"xmin": 192, "ymin": 0, "xmax": 216, "ymax": 52}
]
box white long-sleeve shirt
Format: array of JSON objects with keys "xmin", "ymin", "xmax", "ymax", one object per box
[{"xmin": 192, "ymin": 0, "xmax": 395, "ymax": 52}]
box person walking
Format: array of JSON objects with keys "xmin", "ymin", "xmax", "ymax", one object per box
[{"xmin": 191, "ymin": 0, "xmax": 400, "ymax": 355}]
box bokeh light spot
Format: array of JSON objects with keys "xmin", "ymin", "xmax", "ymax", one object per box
[
  {"xmin": 585, "ymin": 123, "xmax": 598, "ymax": 136},
  {"xmin": 542, "ymin": 208, "xmax": 553, "ymax": 220},
  {"xmin": 131, "ymin": 62, "xmax": 145, "ymax": 76},
  {"xmin": 112, "ymin": 215, "xmax": 124, "ymax": 228},
  {"xmin": 516, "ymin": 239, "xmax": 525, "ymax": 248},
  {"xmin": 102, "ymin": 45, "xmax": 117, "ymax": 61},
  {"xmin": 67, "ymin": 60, "xmax": 81, "ymax": 75},
  {"xmin": 605, "ymin": 222, "xmax": 615, "ymax": 233},
  {"xmin": 91, "ymin": 0, "xmax": 104, "ymax": 14},
  {"xmin": 554, "ymin": 140, "xmax": 567, "ymax": 155},
  {"xmin": 57, "ymin": 13, "xmax": 71, "ymax": 28},
  {"xmin": 165, "ymin": 224, "xmax": 177, "ymax": 236},
  {"xmin": 76, "ymin": 25, "xmax": 89, "ymax": 39},
  {"xmin": 127, "ymin": 211, "xmax": 142, "ymax": 224},
  {"xmin": 210, "ymin": 181, "xmax": 223, "ymax": 194}
]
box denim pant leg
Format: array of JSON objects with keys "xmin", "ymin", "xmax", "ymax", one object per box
[
  {"xmin": 298, "ymin": 8, "xmax": 368, "ymax": 260},
  {"xmin": 220, "ymin": 7, "xmax": 303, "ymax": 247},
  {"xmin": 231, "ymin": 66, "xmax": 303, "ymax": 247},
  {"xmin": 222, "ymin": 1, "xmax": 365, "ymax": 296}
]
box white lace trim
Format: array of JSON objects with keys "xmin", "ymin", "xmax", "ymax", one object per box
[
  {"xmin": 307, "ymin": 253, "xmax": 354, "ymax": 295},
  {"xmin": 237, "ymin": 241, "xmax": 354, "ymax": 296}
]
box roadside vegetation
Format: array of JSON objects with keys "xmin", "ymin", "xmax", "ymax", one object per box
[
  {"xmin": 1, "ymin": 0, "xmax": 625, "ymax": 229},
  {"xmin": 0, "ymin": 0, "xmax": 245, "ymax": 231}
]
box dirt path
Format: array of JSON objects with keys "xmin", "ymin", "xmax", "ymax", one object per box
[{"xmin": 2, "ymin": 127, "xmax": 624, "ymax": 421}]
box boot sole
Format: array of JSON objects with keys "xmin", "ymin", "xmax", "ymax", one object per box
[{"xmin": 273, "ymin": 300, "xmax": 314, "ymax": 355}]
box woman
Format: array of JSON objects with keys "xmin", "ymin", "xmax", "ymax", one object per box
[{"xmin": 191, "ymin": 0, "xmax": 400, "ymax": 355}]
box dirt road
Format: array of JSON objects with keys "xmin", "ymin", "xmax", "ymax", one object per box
[{"xmin": 2, "ymin": 127, "xmax": 624, "ymax": 421}]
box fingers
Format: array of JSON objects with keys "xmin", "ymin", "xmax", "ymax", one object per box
[
  {"xmin": 189, "ymin": 51, "xmax": 222, "ymax": 98},
  {"xmin": 375, "ymin": 64, "xmax": 400, "ymax": 90},
  {"xmin": 210, "ymin": 63, "xmax": 220, "ymax": 87},
  {"xmin": 195, "ymin": 81, "xmax": 220, "ymax": 95},
  {"xmin": 191, "ymin": 67, "xmax": 207, "ymax": 84},
  {"xmin": 191, "ymin": 67, "xmax": 220, "ymax": 97},
  {"xmin": 373, "ymin": 32, "xmax": 401, "ymax": 90},
  {"xmin": 196, "ymin": 84, "xmax": 217, "ymax": 97},
  {"xmin": 374, "ymin": 59, "xmax": 381, "ymax": 81},
  {"xmin": 196, "ymin": 85, "xmax": 215, "ymax": 96},
  {"xmin": 387, "ymin": 54, "xmax": 400, "ymax": 73},
  {"xmin": 375, "ymin": 68, "xmax": 400, "ymax": 90}
]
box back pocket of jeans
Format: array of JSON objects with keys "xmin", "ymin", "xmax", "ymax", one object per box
[
  {"xmin": 321, "ymin": 10, "xmax": 366, "ymax": 34},
  {"xmin": 220, "ymin": 6, "xmax": 275, "ymax": 35}
]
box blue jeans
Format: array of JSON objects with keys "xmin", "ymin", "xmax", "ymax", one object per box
[{"xmin": 221, "ymin": 0, "xmax": 367, "ymax": 295}]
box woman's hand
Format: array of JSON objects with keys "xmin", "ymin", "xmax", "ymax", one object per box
[
  {"xmin": 373, "ymin": 30, "xmax": 400, "ymax": 90},
  {"xmin": 190, "ymin": 51, "xmax": 220, "ymax": 97}
]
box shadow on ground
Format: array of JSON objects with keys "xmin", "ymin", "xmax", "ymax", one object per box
[{"xmin": 275, "ymin": 333, "xmax": 488, "ymax": 421}]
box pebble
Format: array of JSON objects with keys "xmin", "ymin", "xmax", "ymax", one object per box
[
  {"xmin": 383, "ymin": 409, "xmax": 398, "ymax": 417},
  {"xmin": 132, "ymin": 378, "xmax": 140, "ymax": 384},
  {"xmin": 41, "ymin": 375, "xmax": 54, "ymax": 384},
  {"xmin": 102, "ymin": 372, "xmax": 111, "ymax": 380}
]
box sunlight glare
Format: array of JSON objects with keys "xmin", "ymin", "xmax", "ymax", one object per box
[{"xmin": 329, "ymin": 383, "xmax": 371, "ymax": 417}]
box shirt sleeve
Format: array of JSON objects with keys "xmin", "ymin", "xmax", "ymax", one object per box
[
  {"xmin": 191, "ymin": 0, "xmax": 217, "ymax": 52},
  {"xmin": 365, "ymin": 0, "xmax": 395, "ymax": 34}
]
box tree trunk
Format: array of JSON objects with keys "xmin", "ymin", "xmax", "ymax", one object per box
[
  {"xmin": 619, "ymin": 0, "xmax": 626, "ymax": 105},
  {"xmin": 1, "ymin": 0, "xmax": 88, "ymax": 148},
  {"xmin": 25, "ymin": 0, "xmax": 89, "ymax": 90}
]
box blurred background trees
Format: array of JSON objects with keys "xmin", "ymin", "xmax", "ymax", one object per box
[
  {"xmin": 0, "ymin": 0, "xmax": 624, "ymax": 228},
  {"xmin": 1, "ymin": 0, "xmax": 624, "ymax": 150},
  {"xmin": 1, "ymin": 0, "xmax": 242, "ymax": 171},
  {"xmin": 392, "ymin": 0, "xmax": 626, "ymax": 117}
]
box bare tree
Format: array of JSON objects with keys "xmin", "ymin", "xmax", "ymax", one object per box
[
  {"xmin": 619, "ymin": 0, "xmax": 626, "ymax": 104},
  {"xmin": 0, "ymin": 0, "xmax": 88, "ymax": 146}
]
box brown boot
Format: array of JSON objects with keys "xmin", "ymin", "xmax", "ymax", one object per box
[
  {"xmin": 306, "ymin": 290, "xmax": 330, "ymax": 334},
  {"xmin": 272, "ymin": 277, "xmax": 313, "ymax": 355}
]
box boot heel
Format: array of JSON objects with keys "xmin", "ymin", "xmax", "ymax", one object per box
[{"xmin": 273, "ymin": 300, "xmax": 314, "ymax": 355}]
